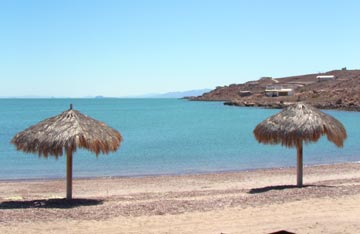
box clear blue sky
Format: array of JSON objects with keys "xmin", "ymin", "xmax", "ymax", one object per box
[{"xmin": 1, "ymin": 0, "xmax": 359, "ymax": 97}]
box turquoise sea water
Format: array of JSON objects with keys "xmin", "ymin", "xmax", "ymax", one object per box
[{"xmin": 0, "ymin": 98, "xmax": 359, "ymax": 180}]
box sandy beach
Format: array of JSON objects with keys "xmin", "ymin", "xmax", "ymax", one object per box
[{"xmin": 1, "ymin": 162, "xmax": 360, "ymax": 234}]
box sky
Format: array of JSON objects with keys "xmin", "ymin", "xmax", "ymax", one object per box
[{"xmin": 0, "ymin": 0, "xmax": 359, "ymax": 97}]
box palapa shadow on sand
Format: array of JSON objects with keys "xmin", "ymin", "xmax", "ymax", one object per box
[
  {"xmin": 268, "ymin": 230, "xmax": 296, "ymax": 234},
  {"xmin": 0, "ymin": 198, "xmax": 103, "ymax": 209},
  {"xmin": 248, "ymin": 184, "xmax": 333, "ymax": 194}
]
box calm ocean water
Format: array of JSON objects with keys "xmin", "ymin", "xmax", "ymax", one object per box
[{"xmin": 0, "ymin": 98, "xmax": 359, "ymax": 180}]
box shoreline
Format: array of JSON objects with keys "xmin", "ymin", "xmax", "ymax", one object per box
[
  {"xmin": 186, "ymin": 97, "xmax": 360, "ymax": 112},
  {"xmin": 222, "ymin": 99, "xmax": 360, "ymax": 112},
  {"xmin": 1, "ymin": 161, "xmax": 360, "ymax": 233},
  {"xmin": 224, "ymin": 100, "xmax": 360, "ymax": 112},
  {"xmin": 1, "ymin": 161, "xmax": 359, "ymax": 183}
]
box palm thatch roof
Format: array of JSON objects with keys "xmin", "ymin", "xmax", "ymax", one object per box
[
  {"xmin": 11, "ymin": 105, "xmax": 122, "ymax": 158},
  {"xmin": 253, "ymin": 103, "xmax": 347, "ymax": 148},
  {"xmin": 253, "ymin": 102, "xmax": 347, "ymax": 187}
]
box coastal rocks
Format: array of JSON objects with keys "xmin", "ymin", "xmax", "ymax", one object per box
[
  {"xmin": 314, "ymin": 102, "xmax": 360, "ymax": 112},
  {"xmin": 223, "ymin": 98, "xmax": 360, "ymax": 111},
  {"xmin": 224, "ymin": 99, "xmax": 360, "ymax": 111},
  {"xmin": 224, "ymin": 100, "xmax": 293, "ymax": 109}
]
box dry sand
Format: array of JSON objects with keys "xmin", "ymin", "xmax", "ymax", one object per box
[{"xmin": 1, "ymin": 163, "xmax": 360, "ymax": 233}]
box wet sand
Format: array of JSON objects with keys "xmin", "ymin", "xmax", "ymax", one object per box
[{"xmin": 1, "ymin": 162, "xmax": 360, "ymax": 233}]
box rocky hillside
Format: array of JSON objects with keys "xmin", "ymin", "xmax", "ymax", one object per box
[{"xmin": 188, "ymin": 69, "xmax": 360, "ymax": 111}]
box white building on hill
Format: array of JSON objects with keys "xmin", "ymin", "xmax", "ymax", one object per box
[{"xmin": 265, "ymin": 86, "xmax": 294, "ymax": 97}]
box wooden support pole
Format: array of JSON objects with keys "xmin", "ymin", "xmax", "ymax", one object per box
[
  {"xmin": 66, "ymin": 151, "xmax": 73, "ymax": 200},
  {"xmin": 296, "ymin": 141, "xmax": 303, "ymax": 187}
]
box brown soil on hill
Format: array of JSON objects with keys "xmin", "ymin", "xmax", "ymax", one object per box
[{"xmin": 189, "ymin": 69, "xmax": 360, "ymax": 111}]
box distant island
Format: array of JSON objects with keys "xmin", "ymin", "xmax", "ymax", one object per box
[{"xmin": 187, "ymin": 68, "xmax": 360, "ymax": 111}]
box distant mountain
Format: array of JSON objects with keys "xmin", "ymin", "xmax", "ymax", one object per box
[
  {"xmin": 0, "ymin": 95, "xmax": 53, "ymax": 98},
  {"xmin": 1, "ymin": 90, "xmax": 212, "ymax": 99},
  {"xmin": 136, "ymin": 89, "xmax": 212, "ymax": 98},
  {"xmin": 0, "ymin": 95, "xmax": 102, "ymax": 99}
]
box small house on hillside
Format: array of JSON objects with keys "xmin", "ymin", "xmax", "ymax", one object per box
[
  {"xmin": 265, "ymin": 86, "xmax": 294, "ymax": 97},
  {"xmin": 239, "ymin": 91, "xmax": 252, "ymax": 97},
  {"xmin": 316, "ymin": 75, "xmax": 336, "ymax": 82}
]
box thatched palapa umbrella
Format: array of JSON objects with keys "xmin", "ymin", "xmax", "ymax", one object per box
[
  {"xmin": 253, "ymin": 103, "xmax": 346, "ymax": 187},
  {"xmin": 11, "ymin": 104, "xmax": 122, "ymax": 199}
]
